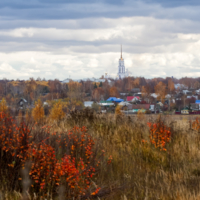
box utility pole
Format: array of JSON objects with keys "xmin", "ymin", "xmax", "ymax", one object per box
[
  {"xmin": 5, "ymin": 81, "xmax": 7, "ymax": 96},
  {"xmin": 184, "ymin": 95, "xmax": 185, "ymax": 108}
]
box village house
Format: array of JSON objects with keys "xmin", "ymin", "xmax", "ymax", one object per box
[
  {"xmin": 131, "ymin": 104, "xmax": 150, "ymax": 110},
  {"xmin": 181, "ymin": 107, "xmax": 189, "ymax": 114},
  {"xmin": 106, "ymin": 97, "xmax": 124, "ymax": 103},
  {"xmin": 84, "ymin": 101, "xmax": 94, "ymax": 108},
  {"xmin": 17, "ymin": 98, "xmax": 28, "ymax": 109},
  {"xmin": 127, "ymin": 96, "xmax": 140, "ymax": 102},
  {"xmin": 190, "ymin": 103, "xmax": 199, "ymax": 111},
  {"xmin": 99, "ymin": 101, "xmax": 115, "ymax": 107},
  {"xmin": 118, "ymin": 101, "xmax": 132, "ymax": 110},
  {"xmin": 131, "ymin": 88, "xmax": 140, "ymax": 93}
]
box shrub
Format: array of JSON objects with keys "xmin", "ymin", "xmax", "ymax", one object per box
[
  {"xmin": 147, "ymin": 116, "xmax": 171, "ymax": 151},
  {"xmin": 191, "ymin": 117, "xmax": 200, "ymax": 132},
  {"xmin": 0, "ymin": 112, "xmax": 106, "ymax": 199},
  {"xmin": 137, "ymin": 109, "xmax": 146, "ymax": 120},
  {"xmin": 68, "ymin": 108, "xmax": 97, "ymax": 127},
  {"xmin": 0, "ymin": 112, "xmax": 31, "ymax": 191}
]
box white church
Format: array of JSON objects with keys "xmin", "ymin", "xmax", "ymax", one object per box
[
  {"xmin": 105, "ymin": 45, "xmax": 130, "ymax": 79},
  {"xmin": 117, "ymin": 46, "xmax": 130, "ymax": 79}
]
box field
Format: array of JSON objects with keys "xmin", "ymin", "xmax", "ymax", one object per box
[{"xmin": 1, "ymin": 110, "xmax": 200, "ymax": 200}]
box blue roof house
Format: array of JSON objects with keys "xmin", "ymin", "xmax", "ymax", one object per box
[
  {"xmin": 195, "ymin": 100, "xmax": 200, "ymax": 104},
  {"xmin": 106, "ymin": 97, "xmax": 124, "ymax": 103}
]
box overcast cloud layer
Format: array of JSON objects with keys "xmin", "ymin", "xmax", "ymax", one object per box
[{"xmin": 0, "ymin": 0, "xmax": 200, "ymax": 80}]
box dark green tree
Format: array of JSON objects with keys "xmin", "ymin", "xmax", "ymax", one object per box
[{"xmin": 94, "ymin": 83, "xmax": 97, "ymax": 89}]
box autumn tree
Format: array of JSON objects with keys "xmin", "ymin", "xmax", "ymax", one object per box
[
  {"xmin": 48, "ymin": 79, "xmax": 62, "ymax": 100},
  {"xmin": 32, "ymin": 99, "xmax": 45, "ymax": 122},
  {"xmin": 115, "ymin": 105, "xmax": 123, "ymax": 116},
  {"xmin": 168, "ymin": 79, "xmax": 175, "ymax": 93},
  {"xmin": 48, "ymin": 80, "xmax": 56, "ymax": 99},
  {"xmin": 194, "ymin": 81, "xmax": 200, "ymax": 89},
  {"xmin": 141, "ymin": 84, "xmax": 151, "ymax": 99},
  {"xmin": 125, "ymin": 77, "xmax": 134, "ymax": 91},
  {"xmin": 114, "ymin": 79, "xmax": 123, "ymax": 92},
  {"xmin": 2, "ymin": 78, "xmax": 8, "ymax": 96},
  {"xmin": 34, "ymin": 80, "xmax": 49, "ymax": 99},
  {"xmin": 132, "ymin": 77, "xmax": 146, "ymax": 89},
  {"xmin": 0, "ymin": 82, "xmax": 4, "ymax": 97},
  {"xmin": 24, "ymin": 78, "xmax": 37, "ymax": 104},
  {"xmin": 155, "ymin": 82, "xmax": 167, "ymax": 102},
  {"xmin": 49, "ymin": 100, "xmax": 65, "ymax": 122},
  {"xmin": 0, "ymin": 98, "xmax": 8, "ymax": 113},
  {"xmin": 65, "ymin": 99, "xmax": 83, "ymax": 112},
  {"xmin": 109, "ymin": 86, "xmax": 119, "ymax": 97},
  {"xmin": 92, "ymin": 88, "xmax": 104, "ymax": 101},
  {"xmin": 102, "ymin": 80, "xmax": 110, "ymax": 99},
  {"xmin": 83, "ymin": 80, "xmax": 93, "ymax": 94},
  {"xmin": 68, "ymin": 81, "xmax": 82, "ymax": 100},
  {"xmin": 179, "ymin": 77, "xmax": 195, "ymax": 89}
]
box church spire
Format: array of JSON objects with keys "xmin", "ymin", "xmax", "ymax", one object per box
[{"xmin": 121, "ymin": 44, "xmax": 122, "ymax": 59}]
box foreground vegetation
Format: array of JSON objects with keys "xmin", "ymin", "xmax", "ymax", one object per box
[{"xmin": 1, "ymin": 108, "xmax": 200, "ymax": 199}]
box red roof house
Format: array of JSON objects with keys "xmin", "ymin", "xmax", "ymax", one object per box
[
  {"xmin": 127, "ymin": 96, "xmax": 140, "ymax": 102},
  {"xmin": 132, "ymin": 104, "xmax": 150, "ymax": 110}
]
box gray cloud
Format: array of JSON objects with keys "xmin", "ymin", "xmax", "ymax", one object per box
[
  {"xmin": 0, "ymin": 0, "xmax": 199, "ymax": 21},
  {"xmin": 0, "ymin": 0, "xmax": 200, "ymax": 79},
  {"xmin": 143, "ymin": 0, "xmax": 200, "ymax": 7}
]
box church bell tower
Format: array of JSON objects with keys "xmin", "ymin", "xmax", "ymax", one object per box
[{"xmin": 117, "ymin": 45, "xmax": 126, "ymax": 79}]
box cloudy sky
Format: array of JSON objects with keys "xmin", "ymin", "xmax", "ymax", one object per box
[{"xmin": 0, "ymin": 0, "xmax": 200, "ymax": 80}]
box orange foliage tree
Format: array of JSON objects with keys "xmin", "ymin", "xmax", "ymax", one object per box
[{"xmin": 109, "ymin": 86, "xmax": 119, "ymax": 97}]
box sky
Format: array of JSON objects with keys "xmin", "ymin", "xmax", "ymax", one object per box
[{"xmin": 1, "ymin": 0, "xmax": 200, "ymax": 80}]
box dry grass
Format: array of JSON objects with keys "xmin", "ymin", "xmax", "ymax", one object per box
[{"xmin": 2, "ymin": 110, "xmax": 200, "ymax": 199}]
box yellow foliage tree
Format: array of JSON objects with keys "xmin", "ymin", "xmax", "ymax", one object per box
[
  {"xmin": 68, "ymin": 81, "xmax": 82, "ymax": 100},
  {"xmin": 32, "ymin": 99, "xmax": 45, "ymax": 122},
  {"xmin": 0, "ymin": 98, "xmax": 8, "ymax": 113},
  {"xmin": 155, "ymin": 82, "xmax": 167, "ymax": 102},
  {"xmin": 115, "ymin": 105, "xmax": 123, "ymax": 116},
  {"xmin": 137, "ymin": 109, "xmax": 146, "ymax": 120},
  {"xmin": 49, "ymin": 101, "xmax": 65, "ymax": 122}
]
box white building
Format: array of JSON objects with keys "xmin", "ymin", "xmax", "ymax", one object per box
[
  {"xmin": 174, "ymin": 84, "xmax": 188, "ymax": 90},
  {"xmin": 84, "ymin": 101, "xmax": 94, "ymax": 107},
  {"xmin": 117, "ymin": 45, "xmax": 129, "ymax": 79}
]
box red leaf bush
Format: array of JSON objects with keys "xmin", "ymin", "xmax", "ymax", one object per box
[
  {"xmin": 147, "ymin": 117, "xmax": 171, "ymax": 151},
  {"xmin": 0, "ymin": 112, "xmax": 107, "ymax": 199}
]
